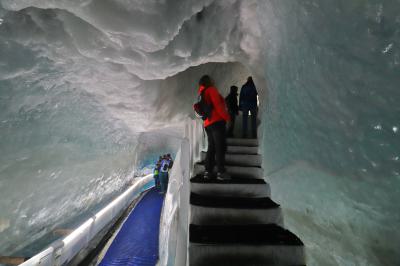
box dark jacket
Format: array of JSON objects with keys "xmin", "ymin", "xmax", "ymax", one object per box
[
  {"xmin": 239, "ymin": 80, "xmax": 258, "ymax": 110},
  {"xmin": 225, "ymin": 92, "xmax": 239, "ymax": 115}
]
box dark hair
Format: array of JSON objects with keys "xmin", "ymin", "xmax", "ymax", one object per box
[
  {"xmin": 247, "ymin": 76, "xmax": 255, "ymax": 87},
  {"xmin": 199, "ymin": 75, "xmax": 214, "ymax": 88},
  {"xmin": 230, "ymin": 86, "xmax": 238, "ymax": 94}
]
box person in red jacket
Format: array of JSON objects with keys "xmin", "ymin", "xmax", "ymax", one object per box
[{"xmin": 198, "ymin": 75, "xmax": 231, "ymax": 180}]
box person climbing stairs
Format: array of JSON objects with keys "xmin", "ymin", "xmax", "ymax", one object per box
[{"xmin": 189, "ymin": 137, "xmax": 305, "ymax": 266}]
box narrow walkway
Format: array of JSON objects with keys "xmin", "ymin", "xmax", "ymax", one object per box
[
  {"xmin": 99, "ymin": 188, "xmax": 163, "ymax": 266},
  {"xmin": 189, "ymin": 137, "xmax": 305, "ymax": 266}
]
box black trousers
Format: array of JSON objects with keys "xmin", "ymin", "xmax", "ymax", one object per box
[
  {"xmin": 205, "ymin": 121, "xmax": 226, "ymax": 173},
  {"xmin": 242, "ymin": 107, "xmax": 258, "ymax": 138},
  {"xmin": 227, "ymin": 112, "xmax": 236, "ymax": 137}
]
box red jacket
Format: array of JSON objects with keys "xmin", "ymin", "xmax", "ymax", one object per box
[{"xmin": 198, "ymin": 85, "xmax": 230, "ymax": 127}]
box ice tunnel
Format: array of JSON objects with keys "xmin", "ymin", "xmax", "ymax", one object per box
[{"xmin": 0, "ymin": 0, "xmax": 400, "ymax": 265}]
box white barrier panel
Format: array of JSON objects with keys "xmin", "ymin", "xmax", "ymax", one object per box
[
  {"xmin": 158, "ymin": 118, "xmax": 205, "ymax": 266},
  {"xmin": 20, "ymin": 175, "xmax": 153, "ymax": 266}
]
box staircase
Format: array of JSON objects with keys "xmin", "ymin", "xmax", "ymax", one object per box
[{"xmin": 189, "ymin": 137, "xmax": 305, "ymax": 266}]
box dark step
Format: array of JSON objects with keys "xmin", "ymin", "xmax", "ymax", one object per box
[
  {"xmin": 226, "ymin": 145, "xmax": 259, "ymax": 155},
  {"xmin": 190, "ymin": 193, "xmax": 283, "ymax": 226},
  {"xmin": 194, "ymin": 163, "xmax": 263, "ymax": 179},
  {"xmin": 189, "ymin": 224, "xmax": 305, "ymax": 266},
  {"xmin": 190, "ymin": 224, "xmax": 302, "ymax": 245},
  {"xmin": 191, "ymin": 174, "xmax": 266, "ymax": 184},
  {"xmin": 190, "ymin": 193, "xmax": 279, "ymax": 209},
  {"xmin": 200, "ymin": 152, "xmax": 262, "ymax": 167},
  {"xmin": 189, "ymin": 248, "xmax": 305, "ymax": 266},
  {"xmin": 190, "ymin": 175, "xmax": 270, "ymax": 198},
  {"xmin": 227, "ymin": 138, "xmax": 259, "ymax": 147}
]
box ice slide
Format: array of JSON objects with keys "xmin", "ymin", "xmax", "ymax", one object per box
[{"xmin": 98, "ymin": 188, "xmax": 164, "ymax": 266}]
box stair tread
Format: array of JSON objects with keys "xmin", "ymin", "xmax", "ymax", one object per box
[
  {"xmin": 226, "ymin": 145, "xmax": 259, "ymax": 155},
  {"xmin": 201, "ymin": 151, "xmax": 260, "ymax": 157},
  {"xmin": 191, "ymin": 175, "xmax": 266, "ymax": 184},
  {"xmin": 190, "ymin": 224, "xmax": 303, "ymax": 246},
  {"xmin": 190, "ymin": 176, "xmax": 271, "ymax": 198},
  {"xmin": 227, "ymin": 138, "xmax": 259, "ymax": 147},
  {"xmin": 201, "ymin": 151, "xmax": 261, "ymax": 160},
  {"xmin": 194, "ymin": 163, "xmax": 263, "ymax": 179},
  {"xmin": 196, "ymin": 160, "xmax": 262, "ymax": 168},
  {"xmin": 190, "ymin": 193, "xmax": 279, "ymax": 209}
]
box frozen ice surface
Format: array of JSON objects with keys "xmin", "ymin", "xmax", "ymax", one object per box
[{"xmin": 0, "ymin": 0, "xmax": 399, "ymax": 264}]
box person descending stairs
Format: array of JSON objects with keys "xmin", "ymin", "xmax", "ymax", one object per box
[{"xmin": 189, "ymin": 136, "xmax": 306, "ymax": 266}]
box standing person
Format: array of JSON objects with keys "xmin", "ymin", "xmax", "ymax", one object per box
[
  {"xmin": 239, "ymin": 76, "xmax": 258, "ymax": 138},
  {"xmin": 225, "ymin": 86, "xmax": 239, "ymax": 137},
  {"xmin": 166, "ymin": 154, "xmax": 174, "ymax": 169},
  {"xmin": 159, "ymin": 156, "xmax": 170, "ymax": 194},
  {"xmin": 153, "ymin": 161, "xmax": 161, "ymax": 190},
  {"xmin": 196, "ymin": 75, "xmax": 231, "ymax": 180}
]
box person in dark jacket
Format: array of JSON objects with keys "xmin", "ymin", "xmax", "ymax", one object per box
[
  {"xmin": 166, "ymin": 153, "xmax": 174, "ymax": 169},
  {"xmin": 153, "ymin": 156, "xmax": 163, "ymax": 190},
  {"xmin": 197, "ymin": 75, "xmax": 231, "ymax": 180},
  {"xmin": 159, "ymin": 156, "xmax": 170, "ymax": 194},
  {"xmin": 225, "ymin": 86, "xmax": 239, "ymax": 137},
  {"xmin": 239, "ymin": 76, "xmax": 258, "ymax": 138}
]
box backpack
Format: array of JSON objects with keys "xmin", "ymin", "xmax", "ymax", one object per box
[
  {"xmin": 193, "ymin": 88, "xmax": 212, "ymax": 120},
  {"xmin": 161, "ymin": 160, "xmax": 169, "ymax": 172}
]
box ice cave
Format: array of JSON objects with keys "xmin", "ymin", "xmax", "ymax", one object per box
[{"xmin": 0, "ymin": 0, "xmax": 399, "ymax": 265}]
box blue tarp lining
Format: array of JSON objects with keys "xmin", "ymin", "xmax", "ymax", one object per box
[{"xmin": 99, "ymin": 188, "xmax": 164, "ymax": 266}]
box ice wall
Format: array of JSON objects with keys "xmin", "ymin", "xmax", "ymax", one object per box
[
  {"xmin": 257, "ymin": 2, "xmax": 400, "ymax": 265},
  {"xmin": 0, "ymin": 0, "xmax": 399, "ymax": 264}
]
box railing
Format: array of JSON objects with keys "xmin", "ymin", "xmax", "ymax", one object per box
[
  {"xmin": 19, "ymin": 175, "xmax": 154, "ymax": 266},
  {"xmin": 158, "ymin": 118, "xmax": 205, "ymax": 266}
]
